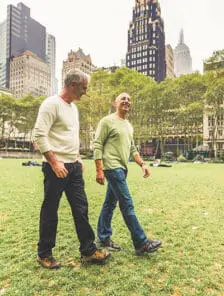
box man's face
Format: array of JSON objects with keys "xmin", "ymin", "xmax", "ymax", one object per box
[
  {"xmin": 116, "ymin": 95, "xmax": 131, "ymax": 114},
  {"xmin": 71, "ymin": 77, "xmax": 88, "ymax": 100}
]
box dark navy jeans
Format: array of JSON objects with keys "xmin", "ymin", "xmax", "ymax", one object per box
[
  {"xmin": 97, "ymin": 168, "xmax": 147, "ymax": 248},
  {"xmin": 38, "ymin": 161, "xmax": 96, "ymax": 258}
]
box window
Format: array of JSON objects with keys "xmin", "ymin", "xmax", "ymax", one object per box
[{"xmin": 218, "ymin": 130, "xmax": 223, "ymax": 137}]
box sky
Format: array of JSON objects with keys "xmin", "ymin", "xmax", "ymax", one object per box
[{"xmin": 0, "ymin": 0, "xmax": 224, "ymax": 87}]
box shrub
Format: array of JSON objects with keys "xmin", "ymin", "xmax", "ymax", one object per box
[
  {"xmin": 177, "ymin": 155, "xmax": 188, "ymax": 162},
  {"xmin": 193, "ymin": 154, "xmax": 204, "ymax": 162}
]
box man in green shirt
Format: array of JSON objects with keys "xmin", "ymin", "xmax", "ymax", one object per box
[{"xmin": 94, "ymin": 93, "xmax": 162, "ymax": 255}]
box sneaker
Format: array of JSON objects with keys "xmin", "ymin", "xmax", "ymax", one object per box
[
  {"xmin": 81, "ymin": 249, "xmax": 111, "ymax": 265},
  {"xmin": 37, "ymin": 255, "xmax": 61, "ymax": 269},
  {"xmin": 98, "ymin": 239, "xmax": 121, "ymax": 252},
  {"xmin": 135, "ymin": 240, "xmax": 162, "ymax": 256}
]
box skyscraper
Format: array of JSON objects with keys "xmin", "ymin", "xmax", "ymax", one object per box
[
  {"xmin": 6, "ymin": 2, "xmax": 46, "ymax": 88},
  {"xmin": 0, "ymin": 2, "xmax": 57, "ymax": 95},
  {"xmin": 165, "ymin": 44, "xmax": 175, "ymax": 78},
  {"xmin": 0, "ymin": 21, "xmax": 7, "ymax": 87},
  {"xmin": 46, "ymin": 33, "xmax": 58, "ymax": 95},
  {"xmin": 126, "ymin": 0, "xmax": 166, "ymax": 82},
  {"xmin": 174, "ymin": 29, "xmax": 192, "ymax": 77}
]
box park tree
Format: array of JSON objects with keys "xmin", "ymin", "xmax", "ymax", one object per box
[
  {"xmin": 14, "ymin": 95, "xmax": 44, "ymax": 149},
  {"xmin": 0, "ymin": 94, "xmax": 16, "ymax": 148},
  {"xmin": 204, "ymin": 77, "xmax": 224, "ymax": 156},
  {"xmin": 77, "ymin": 70, "xmax": 114, "ymax": 150},
  {"xmin": 171, "ymin": 73, "xmax": 206, "ymax": 152}
]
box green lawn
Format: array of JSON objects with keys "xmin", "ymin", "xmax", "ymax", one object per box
[{"xmin": 0, "ymin": 159, "xmax": 224, "ymax": 296}]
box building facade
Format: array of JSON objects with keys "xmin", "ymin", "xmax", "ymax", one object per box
[
  {"xmin": 10, "ymin": 50, "xmax": 50, "ymax": 98},
  {"xmin": 62, "ymin": 48, "xmax": 97, "ymax": 86},
  {"xmin": 46, "ymin": 33, "xmax": 58, "ymax": 95},
  {"xmin": 126, "ymin": 0, "xmax": 166, "ymax": 82},
  {"xmin": 174, "ymin": 29, "xmax": 192, "ymax": 77},
  {"xmin": 0, "ymin": 87, "xmax": 13, "ymax": 96},
  {"xmin": 165, "ymin": 44, "xmax": 175, "ymax": 78},
  {"xmin": 0, "ymin": 21, "xmax": 7, "ymax": 88},
  {"xmin": 203, "ymin": 111, "xmax": 224, "ymax": 156},
  {"xmin": 203, "ymin": 51, "xmax": 224, "ymax": 156}
]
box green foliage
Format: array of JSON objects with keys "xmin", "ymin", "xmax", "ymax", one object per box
[
  {"xmin": 1, "ymin": 160, "xmax": 224, "ymax": 295},
  {"xmin": 205, "ymin": 49, "xmax": 224, "ymax": 63},
  {"xmin": 0, "ymin": 68, "xmax": 223, "ymax": 153},
  {"xmin": 162, "ymin": 151, "xmax": 175, "ymax": 162},
  {"xmin": 192, "ymin": 154, "xmax": 205, "ymax": 162}
]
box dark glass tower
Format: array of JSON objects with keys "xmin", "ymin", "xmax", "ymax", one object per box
[
  {"xmin": 6, "ymin": 2, "xmax": 46, "ymax": 87},
  {"xmin": 126, "ymin": 0, "xmax": 166, "ymax": 82}
]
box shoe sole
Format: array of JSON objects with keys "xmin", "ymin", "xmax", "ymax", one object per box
[
  {"xmin": 135, "ymin": 244, "xmax": 162, "ymax": 256},
  {"xmin": 97, "ymin": 241, "xmax": 121, "ymax": 252},
  {"xmin": 104, "ymin": 246, "xmax": 121, "ymax": 252},
  {"xmin": 81, "ymin": 253, "xmax": 111, "ymax": 265},
  {"xmin": 37, "ymin": 259, "xmax": 61, "ymax": 269}
]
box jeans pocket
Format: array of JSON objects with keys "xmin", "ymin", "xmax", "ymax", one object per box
[{"xmin": 111, "ymin": 168, "xmax": 126, "ymax": 181}]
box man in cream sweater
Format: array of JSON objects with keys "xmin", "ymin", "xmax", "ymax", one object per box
[
  {"xmin": 94, "ymin": 93, "xmax": 162, "ymax": 255},
  {"xmin": 34, "ymin": 69, "xmax": 110, "ymax": 268}
]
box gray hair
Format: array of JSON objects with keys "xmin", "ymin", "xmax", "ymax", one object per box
[{"xmin": 64, "ymin": 69, "xmax": 87, "ymax": 87}]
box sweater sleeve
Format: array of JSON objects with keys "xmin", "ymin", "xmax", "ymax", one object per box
[
  {"xmin": 93, "ymin": 119, "xmax": 108, "ymax": 160},
  {"xmin": 130, "ymin": 124, "xmax": 138, "ymax": 157},
  {"xmin": 130, "ymin": 138, "xmax": 138, "ymax": 157},
  {"xmin": 33, "ymin": 100, "xmax": 57, "ymax": 153}
]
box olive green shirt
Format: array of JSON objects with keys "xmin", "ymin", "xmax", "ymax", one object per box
[{"xmin": 93, "ymin": 113, "xmax": 138, "ymax": 170}]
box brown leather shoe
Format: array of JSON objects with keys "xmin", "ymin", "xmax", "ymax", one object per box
[
  {"xmin": 81, "ymin": 249, "xmax": 111, "ymax": 265},
  {"xmin": 37, "ymin": 255, "xmax": 61, "ymax": 269}
]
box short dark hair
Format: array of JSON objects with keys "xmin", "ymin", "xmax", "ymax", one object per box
[{"xmin": 64, "ymin": 69, "xmax": 87, "ymax": 87}]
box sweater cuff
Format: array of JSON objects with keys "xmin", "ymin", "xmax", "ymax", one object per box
[
  {"xmin": 94, "ymin": 149, "xmax": 103, "ymax": 160},
  {"xmin": 38, "ymin": 143, "xmax": 51, "ymax": 154}
]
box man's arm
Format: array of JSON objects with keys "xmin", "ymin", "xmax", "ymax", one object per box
[
  {"xmin": 133, "ymin": 152, "xmax": 150, "ymax": 178},
  {"xmin": 33, "ymin": 102, "xmax": 68, "ymax": 178},
  {"xmin": 95, "ymin": 159, "xmax": 105, "ymax": 185},
  {"xmin": 43, "ymin": 150, "xmax": 68, "ymax": 178},
  {"xmin": 93, "ymin": 119, "xmax": 108, "ymax": 185}
]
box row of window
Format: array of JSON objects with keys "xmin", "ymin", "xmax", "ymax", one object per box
[
  {"xmin": 131, "ymin": 29, "xmax": 156, "ymax": 38},
  {"xmin": 130, "ymin": 46, "xmax": 156, "ymax": 54},
  {"xmin": 127, "ymin": 60, "xmax": 155, "ymax": 67},
  {"xmin": 127, "ymin": 54, "xmax": 156, "ymax": 62},
  {"xmin": 135, "ymin": 4, "xmax": 154, "ymax": 14},
  {"xmin": 209, "ymin": 130, "xmax": 223, "ymax": 137},
  {"xmin": 134, "ymin": 36, "xmax": 156, "ymax": 44},
  {"xmin": 135, "ymin": 19, "xmax": 149, "ymax": 27}
]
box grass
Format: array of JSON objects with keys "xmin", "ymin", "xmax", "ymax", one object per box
[{"xmin": 0, "ymin": 159, "xmax": 224, "ymax": 296}]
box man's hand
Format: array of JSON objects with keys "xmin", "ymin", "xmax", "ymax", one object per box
[
  {"xmin": 141, "ymin": 164, "xmax": 151, "ymax": 178},
  {"xmin": 51, "ymin": 161, "xmax": 68, "ymax": 178},
  {"xmin": 77, "ymin": 158, "xmax": 85, "ymax": 172},
  {"xmin": 96, "ymin": 169, "xmax": 105, "ymax": 185}
]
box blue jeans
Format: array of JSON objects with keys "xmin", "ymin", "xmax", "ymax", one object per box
[{"xmin": 97, "ymin": 168, "xmax": 147, "ymax": 248}]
